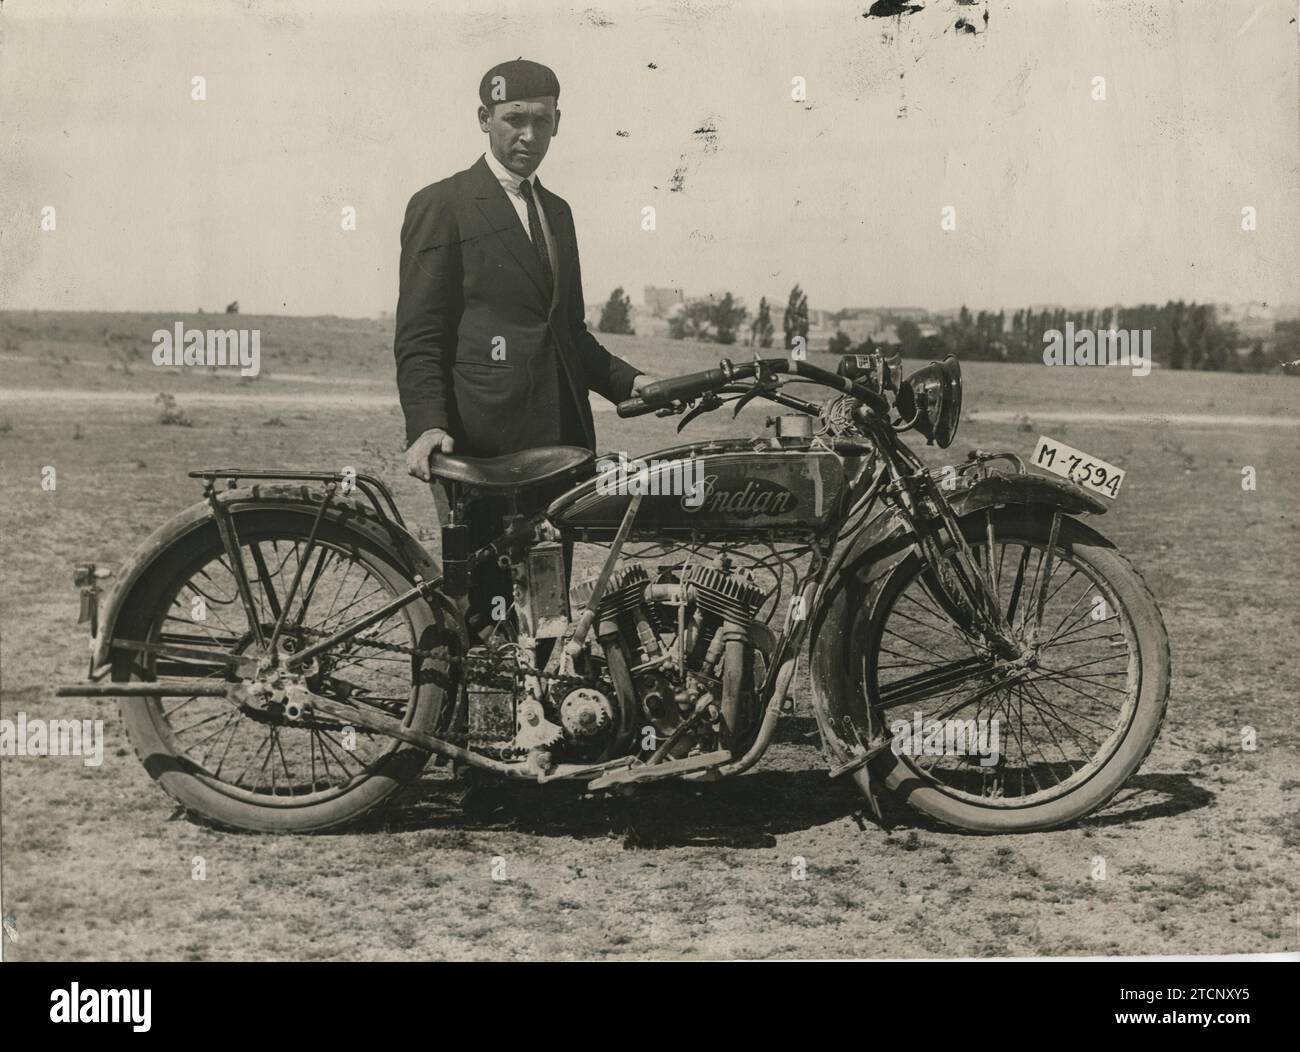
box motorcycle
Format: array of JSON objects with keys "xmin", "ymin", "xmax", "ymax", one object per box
[{"xmin": 57, "ymin": 352, "xmax": 1170, "ymax": 834}]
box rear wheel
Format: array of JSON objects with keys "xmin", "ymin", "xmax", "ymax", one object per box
[
  {"xmin": 113, "ymin": 503, "xmax": 457, "ymax": 832},
  {"xmin": 833, "ymin": 506, "xmax": 1169, "ymax": 833}
]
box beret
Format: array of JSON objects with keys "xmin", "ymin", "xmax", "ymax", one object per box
[{"xmin": 479, "ymin": 58, "xmax": 560, "ymax": 107}]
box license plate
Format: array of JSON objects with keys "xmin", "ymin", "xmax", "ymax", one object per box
[{"xmin": 1031, "ymin": 435, "xmax": 1125, "ymax": 499}]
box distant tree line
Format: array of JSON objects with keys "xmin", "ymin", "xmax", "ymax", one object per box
[
  {"xmin": 606, "ymin": 283, "xmax": 1299, "ymax": 374},
  {"xmin": 662, "ymin": 284, "xmax": 808, "ymax": 349},
  {"xmin": 833, "ymin": 302, "xmax": 1294, "ymax": 373},
  {"xmin": 667, "ymin": 294, "xmax": 747, "ymax": 344}
]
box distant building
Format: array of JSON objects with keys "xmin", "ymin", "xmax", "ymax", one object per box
[
  {"xmin": 644, "ymin": 286, "xmax": 685, "ymax": 317},
  {"xmin": 834, "ymin": 310, "xmax": 884, "ymax": 343}
]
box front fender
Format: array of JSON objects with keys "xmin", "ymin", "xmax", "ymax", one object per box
[
  {"xmin": 87, "ymin": 483, "xmax": 464, "ymax": 679},
  {"xmin": 824, "ymin": 468, "xmax": 1104, "ymax": 592},
  {"xmin": 805, "ymin": 468, "xmax": 1105, "ymax": 767},
  {"xmin": 950, "ymin": 469, "xmax": 1107, "ymax": 519}
]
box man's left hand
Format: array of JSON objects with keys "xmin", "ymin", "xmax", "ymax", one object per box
[{"xmin": 630, "ymin": 374, "xmax": 657, "ymax": 397}]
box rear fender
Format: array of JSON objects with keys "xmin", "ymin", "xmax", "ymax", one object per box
[{"xmin": 87, "ymin": 483, "xmax": 465, "ymax": 679}]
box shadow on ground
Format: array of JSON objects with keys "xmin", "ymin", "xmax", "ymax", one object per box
[{"xmin": 363, "ymin": 745, "xmax": 1213, "ymax": 847}]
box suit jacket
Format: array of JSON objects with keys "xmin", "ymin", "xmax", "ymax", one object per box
[{"xmin": 394, "ymin": 155, "xmax": 640, "ymax": 457}]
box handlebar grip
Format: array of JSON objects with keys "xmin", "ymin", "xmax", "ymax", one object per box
[
  {"xmin": 637, "ymin": 367, "xmax": 729, "ymax": 406},
  {"xmin": 616, "ymin": 397, "xmax": 659, "ymax": 418}
]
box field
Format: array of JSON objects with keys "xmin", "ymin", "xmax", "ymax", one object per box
[{"xmin": 1, "ymin": 311, "xmax": 1298, "ymax": 960}]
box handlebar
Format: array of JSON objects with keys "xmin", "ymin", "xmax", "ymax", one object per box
[
  {"xmin": 635, "ymin": 366, "xmax": 734, "ymax": 407},
  {"xmin": 615, "ymin": 397, "xmax": 661, "ymax": 419},
  {"xmin": 616, "ymin": 357, "xmax": 890, "ymax": 419}
]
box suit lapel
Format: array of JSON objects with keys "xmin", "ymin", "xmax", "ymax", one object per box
[
  {"xmin": 470, "ymin": 156, "xmax": 550, "ymax": 306},
  {"xmin": 468, "ymin": 157, "xmax": 593, "ymax": 445}
]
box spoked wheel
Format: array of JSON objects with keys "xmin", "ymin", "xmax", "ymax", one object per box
[
  {"xmin": 112, "ymin": 502, "xmax": 457, "ymax": 832},
  {"xmin": 848, "ymin": 506, "xmax": 1169, "ymax": 833}
]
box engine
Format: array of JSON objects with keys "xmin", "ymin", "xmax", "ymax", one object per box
[
  {"xmin": 466, "ymin": 555, "xmax": 774, "ymax": 767},
  {"xmin": 569, "ymin": 557, "xmax": 770, "ymax": 763}
]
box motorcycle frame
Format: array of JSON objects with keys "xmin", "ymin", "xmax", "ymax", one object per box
[{"xmin": 59, "ymin": 381, "xmax": 1104, "ymax": 788}]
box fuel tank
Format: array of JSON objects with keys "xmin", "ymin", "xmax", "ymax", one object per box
[{"xmin": 548, "ymin": 438, "xmax": 847, "ymax": 539}]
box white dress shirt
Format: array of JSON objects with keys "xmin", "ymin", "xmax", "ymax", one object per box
[{"xmin": 483, "ymin": 150, "xmax": 558, "ymax": 285}]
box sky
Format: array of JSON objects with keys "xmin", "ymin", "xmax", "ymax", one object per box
[{"xmin": 1, "ymin": 0, "xmax": 1297, "ymax": 317}]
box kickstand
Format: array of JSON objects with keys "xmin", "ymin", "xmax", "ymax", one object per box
[
  {"xmin": 845, "ymin": 751, "xmax": 891, "ymax": 830},
  {"xmin": 858, "ymin": 771, "xmax": 884, "ymax": 824}
]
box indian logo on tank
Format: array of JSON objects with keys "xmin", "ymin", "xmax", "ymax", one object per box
[{"xmin": 681, "ymin": 474, "xmax": 798, "ymax": 517}]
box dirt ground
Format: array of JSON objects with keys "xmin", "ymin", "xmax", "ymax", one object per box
[{"xmin": 1, "ymin": 314, "xmax": 1297, "ymax": 959}]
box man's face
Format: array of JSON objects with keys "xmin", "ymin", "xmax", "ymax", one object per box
[{"xmin": 479, "ymin": 97, "xmax": 560, "ymax": 177}]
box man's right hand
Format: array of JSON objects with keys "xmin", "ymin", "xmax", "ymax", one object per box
[{"xmin": 406, "ymin": 428, "xmax": 455, "ymax": 482}]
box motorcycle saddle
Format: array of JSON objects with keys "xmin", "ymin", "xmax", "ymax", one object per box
[{"xmin": 428, "ymin": 445, "xmax": 593, "ymax": 493}]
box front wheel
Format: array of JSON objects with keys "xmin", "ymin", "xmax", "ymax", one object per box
[{"xmin": 822, "ymin": 506, "xmax": 1170, "ymax": 833}]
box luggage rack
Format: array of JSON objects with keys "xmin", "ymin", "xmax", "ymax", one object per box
[{"xmin": 187, "ymin": 467, "xmax": 407, "ymax": 529}]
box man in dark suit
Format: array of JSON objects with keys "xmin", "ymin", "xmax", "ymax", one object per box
[
  {"xmin": 394, "ymin": 59, "xmax": 652, "ymax": 632},
  {"xmin": 395, "ymin": 58, "xmax": 650, "ymax": 474}
]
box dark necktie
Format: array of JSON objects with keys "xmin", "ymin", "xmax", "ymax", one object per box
[
  {"xmin": 519, "ymin": 177, "xmax": 581, "ymax": 442},
  {"xmin": 518, "ymin": 178, "xmax": 554, "ymax": 297}
]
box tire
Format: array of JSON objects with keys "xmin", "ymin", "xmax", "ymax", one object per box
[
  {"xmin": 111, "ymin": 499, "xmax": 456, "ymax": 833},
  {"xmin": 820, "ymin": 505, "xmax": 1170, "ymax": 833}
]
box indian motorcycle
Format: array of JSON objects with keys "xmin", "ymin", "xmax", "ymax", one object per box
[{"xmin": 58, "ymin": 352, "xmax": 1170, "ymax": 834}]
